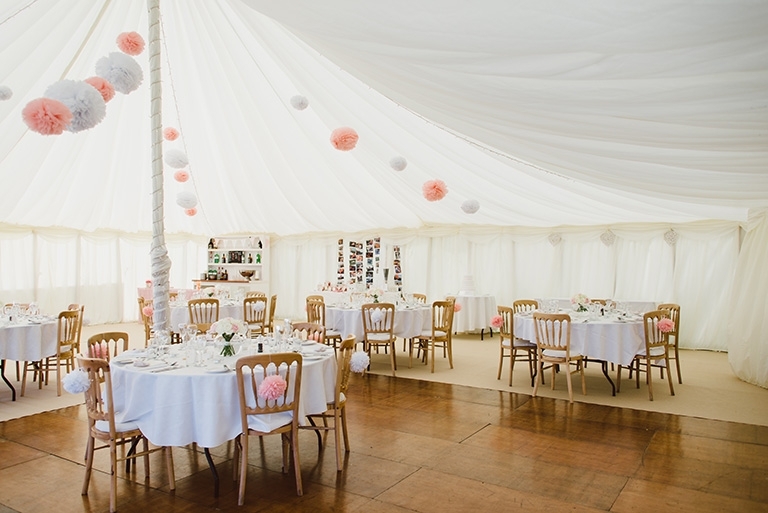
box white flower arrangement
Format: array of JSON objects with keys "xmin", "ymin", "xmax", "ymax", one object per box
[
  {"xmin": 570, "ymin": 293, "xmax": 590, "ymax": 312},
  {"xmin": 211, "ymin": 317, "xmax": 248, "ymax": 341}
]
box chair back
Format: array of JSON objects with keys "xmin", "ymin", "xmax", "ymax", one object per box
[
  {"xmin": 138, "ymin": 297, "xmax": 153, "ymax": 346},
  {"xmin": 361, "ymin": 303, "xmax": 395, "ymax": 341},
  {"xmin": 412, "ymin": 293, "xmax": 427, "ymax": 304},
  {"xmin": 430, "ymin": 300, "xmax": 454, "ymax": 339},
  {"xmin": 243, "ymin": 296, "xmax": 268, "ymax": 336},
  {"xmin": 336, "ymin": 336, "xmax": 356, "ymax": 401},
  {"xmin": 497, "ymin": 305, "xmax": 514, "ymax": 339},
  {"xmin": 267, "ymin": 295, "xmax": 278, "ymax": 331},
  {"xmin": 235, "ymin": 353, "xmax": 303, "ymax": 432},
  {"xmin": 68, "ymin": 303, "xmax": 85, "ymax": 351},
  {"xmin": 532, "ymin": 312, "xmax": 572, "ymax": 356},
  {"xmin": 643, "ymin": 310, "xmax": 671, "ymax": 354},
  {"xmin": 87, "ymin": 332, "xmax": 129, "ymax": 362},
  {"xmin": 512, "ymin": 299, "xmax": 538, "ymax": 314},
  {"xmin": 290, "ymin": 322, "xmax": 325, "ymax": 344},
  {"xmin": 245, "ymin": 291, "xmax": 266, "ymax": 298},
  {"xmin": 657, "ymin": 303, "xmax": 680, "ymax": 338},
  {"xmin": 76, "ymin": 356, "xmax": 116, "ymax": 436},
  {"xmin": 188, "ymin": 298, "xmax": 219, "ymax": 333},
  {"xmin": 590, "ymin": 299, "xmax": 608, "ymax": 306},
  {"xmin": 58, "ymin": 309, "xmax": 80, "ymax": 357},
  {"xmin": 306, "ymin": 296, "xmax": 326, "ymax": 325}
]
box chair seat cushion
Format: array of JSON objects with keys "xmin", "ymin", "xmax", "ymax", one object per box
[
  {"xmin": 637, "ymin": 346, "xmax": 666, "ymax": 358},
  {"xmin": 542, "ymin": 349, "xmax": 582, "ymax": 359},
  {"xmin": 247, "ymin": 411, "xmax": 294, "ymax": 433},
  {"xmin": 367, "ymin": 333, "xmax": 394, "ymax": 342},
  {"xmin": 326, "ymin": 329, "xmax": 342, "ymax": 338},
  {"xmin": 419, "ymin": 329, "xmax": 447, "ymax": 338},
  {"xmin": 502, "ymin": 338, "xmax": 535, "ymax": 349},
  {"xmin": 95, "ymin": 419, "xmax": 140, "ymax": 433}
]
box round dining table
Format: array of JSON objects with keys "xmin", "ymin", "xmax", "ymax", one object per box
[
  {"xmin": 0, "ymin": 316, "xmax": 58, "ymax": 401},
  {"xmin": 325, "ymin": 304, "xmax": 431, "ymax": 341}
]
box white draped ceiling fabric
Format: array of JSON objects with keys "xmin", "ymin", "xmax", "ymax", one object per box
[{"xmin": 0, "ymin": 1, "xmax": 766, "ymax": 387}]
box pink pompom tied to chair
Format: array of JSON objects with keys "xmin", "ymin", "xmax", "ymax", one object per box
[
  {"xmin": 657, "ymin": 318, "xmax": 675, "ymax": 333},
  {"xmin": 454, "ymin": 303, "xmax": 462, "ymax": 313},
  {"xmin": 490, "ymin": 315, "xmax": 503, "ymax": 329},
  {"xmin": 258, "ymin": 374, "xmax": 287, "ymax": 401},
  {"xmin": 22, "ymin": 98, "xmax": 73, "ymax": 135},
  {"xmin": 84, "ymin": 76, "xmax": 116, "ymax": 103},
  {"xmin": 117, "ymin": 31, "xmax": 145, "ymax": 55},
  {"xmin": 330, "ymin": 127, "xmax": 359, "ymax": 151},
  {"xmin": 422, "ymin": 179, "xmax": 448, "ymax": 201},
  {"xmin": 142, "ymin": 305, "xmax": 154, "ymax": 318}
]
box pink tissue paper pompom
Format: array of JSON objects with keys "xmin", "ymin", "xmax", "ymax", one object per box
[
  {"xmin": 657, "ymin": 318, "xmax": 675, "ymax": 333},
  {"xmin": 22, "ymin": 98, "xmax": 73, "ymax": 135},
  {"xmin": 490, "ymin": 315, "xmax": 503, "ymax": 329},
  {"xmin": 142, "ymin": 305, "xmax": 154, "ymax": 318},
  {"xmin": 258, "ymin": 374, "xmax": 287, "ymax": 400},
  {"xmin": 330, "ymin": 127, "xmax": 359, "ymax": 151},
  {"xmin": 164, "ymin": 127, "xmax": 179, "ymax": 141},
  {"xmin": 173, "ymin": 170, "xmax": 189, "ymax": 182},
  {"xmin": 454, "ymin": 303, "xmax": 462, "ymax": 313},
  {"xmin": 422, "ymin": 179, "xmax": 448, "ymax": 201},
  {"xmin": 185, "ymin": 208, "xmax": 197, "ymax": 216},
  {"xmin": 117, "ymin": 31, "xmax": 145, "ymax": 55},
  {"xmin": 84, "ymin": 76, "xmax": 115, "ymax": 103}
]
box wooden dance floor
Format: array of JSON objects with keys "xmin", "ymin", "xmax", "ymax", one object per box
[{"xmin": 1, "ymin": 373, "xmax": 767, "ymax": 512}]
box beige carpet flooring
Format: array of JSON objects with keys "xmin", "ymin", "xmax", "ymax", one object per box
[{"xmin": 2, "ymin": 322, "xmax": 767, "ymax": 427}]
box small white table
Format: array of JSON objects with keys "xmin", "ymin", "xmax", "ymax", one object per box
[
  {"xmin": 453, "ymin": 294, "xmax": 497, "ymax": 338},
  {"xmin": 325, "ymin": 304, "xmax": 431, "ymax": 341},
  {"xmin": 0, "ymin": 317, "xmax": 58, "ymax": 401}
]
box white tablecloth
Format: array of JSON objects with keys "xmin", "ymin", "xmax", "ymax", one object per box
[
  {"xmin": 169, "ymin": 301, "xmax": 243, "ymax": 330},
  {"xmin": 110, "ymin": 347, "xmax": 337, "ymax": 448},
  {"xmin": 547, "ymin": 298, "xmax": 657, "ymax": 314},
  {"xmin": 514, "ymin": 312, "xmax": 645, "ymax": 366},
  {"xmin": 326, "ymin": 305, "xmax": 431, "ymax": 340},
  {"xmin": 453, "ymin": 294, "xmax": 497, "ymax": 333},
  {"xmin": 0, "ymin": 319, "xmax": 58, "ymax": 361}
]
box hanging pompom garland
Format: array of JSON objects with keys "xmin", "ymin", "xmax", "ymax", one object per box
[
  {"xmin": 349, "ymin": 351, "xmax": 370, "ymax": 373},
  {"xmin": 95, "ymin": 52, "xmax": 143, "ymax": 94},
  {"xmin": 0, "ymin": 85, "xmax": 12, "ymax": 101},
  {"xmin": 164, "ymin": 149, "xmax": 189, "ymax": 168},
  {"xmin": 422, "ymin": 179, "xmax": 448, "ymax": 201},
  {"xmin": 116, "ymin": 31, "xmax": 145, "ymax": 56},
  {"xmin": 163, "ymin": 127, "xmax": 179, "ymax": 141},
  {"xmin": 461, "ymin": 199, "xmax": 480, "ymax": 214},
  {"xmin": 173, "ymin": 170, "xmax": 189, "ymax": 182},
  {"xmin": 389, "ymin": 156, "xmax": 407, "ymax": 171},
  {"xmin": 185, "ymin": 207, "xmax": 197, "ymax": 216},
  {"xmin": 44, "ymin": 80, "xmax": 106, "ymax": 133},
  {"xmin": 84, "ymin": 76, "xmax": 116, "ymax": 103},
  {"xmin": 22, "ymin": 97, "xmax": 73, "ymax": 135},
  {"xmin": 176, "ymin": 191, "xmax": 198, "ymax": 209},
  {"xmin": 330, "ymin": 127, "xmax": 359, "ymax": 151},
  {"xmin": 62, "ymin": 369, "xmax": 91, "ymax": 394},
  {"xmin": 290, "ymin": 95, "xmax": 308, "ymax": 110},
  {"xmin": 258, "ymin": 374, "xmax": 287, "ymax": 400}
]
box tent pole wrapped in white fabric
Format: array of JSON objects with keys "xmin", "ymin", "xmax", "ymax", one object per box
[{"xmin": 0, "ymin": 1, "xmax": 766, "ymax": 387}]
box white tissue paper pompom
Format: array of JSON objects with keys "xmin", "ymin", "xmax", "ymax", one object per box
[
  {"xmin": 349, "ymin": 351, "xmax": 370, "ymax": 373},
  {"xmin": 164, "ymin": 149, "xmax": 189, "ymax": 168},
  {"xmin": 0, "ymin": 85, "xmax": 12, "ymax": 101},
  {"xmin": 389, "ymin": 156, "xmax": 407, "ymax": 171},
  {"xmin": 63, "ymin": 369, "xmax": 91, "ymax": 394},
  {"xmin": 370, "ymin": 308, "xmax": 384, "ymax": 324},
  {"xmin": 44, "ymin": 80, "xmax": 106, "ymax": 133},
  {"xmin": 176, "ymin": 191, "xmax": 198, "ymax": 209},
  {"xmin": 461, "ymin": 199, "xmax": 480, "ymax": 214},
  {"xmin": 95, "ymin": 52, "xmax": 143, "ymax": 94},
  {"xmin": 290, "ymin": 95, "xmax": 308, "ymax": 110}
]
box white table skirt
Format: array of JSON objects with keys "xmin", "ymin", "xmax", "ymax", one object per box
[
  {"xmin": 0, "ymin": 320, "xmax": 58, "ymax": 361},
  {"xmin": 453, "ymin": 294, "xmax": 497, "ymax": 333},
  {"xmin": 326, "ymin": 305, "xmax": 431, "ymax": 341},
  {"xmin": 169, "ymin": 302, "xmax": 243, "ymax": 330},
  {"xmin": 514, "ymin": 313, "xmax": 645, "ymax": 366},
  {"xmin": 110, "ymin": 349, "xmax": 337, "ymax": 448}
]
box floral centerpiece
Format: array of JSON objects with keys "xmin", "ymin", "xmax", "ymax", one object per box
[
  {"xmin": 571, "ymin": 293, "xmax": 590, "ymax": 312},
  {"xmin": 369, "ymin": 288, "xmax": 384, "ymax": 303},
  {"xmin": 211, "ymin": 317, "xmax": 248, "ymax": 356}
]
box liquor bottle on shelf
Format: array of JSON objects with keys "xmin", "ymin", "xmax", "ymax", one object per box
[
  {"xmin": 213, "ymin": 253, "xmax": 220, "ymax": 264},
  {"xmin": 222, "ymin": 253, "xmax": 226, "ymax": 263},
  {"xmin": 256, "ymin": 253, "xmax": 261, "ymax": 264}
]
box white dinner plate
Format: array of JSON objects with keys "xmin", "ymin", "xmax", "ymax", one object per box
[
  {"xmin": 303, "ymin": 354, "xmax": 326, "ymax": 361},
  {"xmin": 112, "ymin": 358, "xmax": 133, "ymax": 365},
  {"xmin": 205, "ymin": 365, "xmax": 230, "ymax": 373}
]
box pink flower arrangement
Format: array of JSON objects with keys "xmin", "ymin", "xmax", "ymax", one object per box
[
  {"xmin": 117, "ymin": 31, "xmax": 145, "ymax": 55},
  {"xmin": 657, "ymin": 318, "xmax": 675, "ymax": 333},
  {"xmin": 84, "ymin": 76, "xmax": 116, "ymax": 103},
  {"xmin": 258, "ymin": 374, "xmax": 287, "ymax": 400},
  {"xmin": 330, "ymin": 127, "xmax": 359, "ymax": 151},
  {"xmin": 490, "ymin": 315, "xmax": 503, "ymax": 329},
  {"xmin": 422, "ymin": 179, "xmax": 448, "ymax": 201},
  {"xmin": 163, "ymin": 127, "xmax": 179, "ymax": 141},
  {"xmin": 142, "ymin": 305, "xmax": 154, "ymax": 318},
  {"xmin": 185, "ymin": 208, "xmax": 197, "ymax": 216},
  {"xmin": 22, "ymin": 98, "xmax": 73, "ymax": 135},
  {"xmin": 173, "ymin": 170, "xmax": 189, "ymax": 182},
  {"xmin": 453, "ymin": 303, "xmax": 462, "ymax": 313}
]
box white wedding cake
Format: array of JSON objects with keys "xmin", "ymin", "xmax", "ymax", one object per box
[{"xmin": 459, "ymin": 275, "xmax": 476, "ymax": 295}]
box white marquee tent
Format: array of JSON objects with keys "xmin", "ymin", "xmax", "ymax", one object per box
[{"xmin": 0, "ymin": 1, "xmax": 766, "ymax": 386}]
